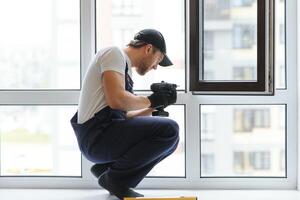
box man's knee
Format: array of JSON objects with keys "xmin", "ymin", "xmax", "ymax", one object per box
[
  {"xmin": 161, "ymin": 118, "xmax": 179, "ymax": 141},
  {"xmin": 169, "ymin": 119, "xmax": 179, "ymax": 136},
  {"xmin": 162, "ymin": 119, "xmax": 179, "ymax": 154}
]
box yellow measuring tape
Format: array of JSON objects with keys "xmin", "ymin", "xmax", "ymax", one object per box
[{"xmin": 124, "ymin": 197, "xmax": 197, "ymax": 200}]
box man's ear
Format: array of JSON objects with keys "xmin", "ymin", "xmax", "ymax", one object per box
[{"xmin": 144, "ymin": 44, "xmax": 152, "ymax": 54}]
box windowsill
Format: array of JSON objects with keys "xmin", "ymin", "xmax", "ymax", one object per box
[{"xmin": 0, "ymin": 189, "xmax": 300, "ymax": 200}]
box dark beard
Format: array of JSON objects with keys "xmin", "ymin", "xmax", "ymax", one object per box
[{"xmin": 138, "ymin": 63, "xmax": 148, "ymax": 75}]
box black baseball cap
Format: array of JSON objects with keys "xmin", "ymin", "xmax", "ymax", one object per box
[{"xmin": 133, "ymin": 29, "xmax": 173, "ymax": 67}]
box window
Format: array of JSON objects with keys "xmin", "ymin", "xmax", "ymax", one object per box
[
  {"xmin": 0, "ymin": 0, "xmax": 80, "ymax": 89},
  {"xmin": 190, "ymin": 0, "xmax": 273, "ymax": 93},
  {"xmin": 0, "ymin": 0, "xmax": 295, "ymax": 190},
  {"xmin": 96, "ymin": 0, "xmax": 185, "ymax": 91},
  {"xmin": 0, "ymin": 0, "xmax": 81, "ymax": 179},
  {"xmin": 200, "ymin": 105, "xmax": 285, "ymax": 177},
  {"xmin": 0, "ymin": 106, "xmax": 81, "ymax": 176}
]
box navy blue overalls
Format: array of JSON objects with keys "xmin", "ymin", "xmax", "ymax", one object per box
[{"xmin": 70, "ymin": 63, "xmax": 179, "ymax": 188}]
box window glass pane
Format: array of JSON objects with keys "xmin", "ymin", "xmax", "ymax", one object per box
[
  {"xmin": 203, "ymin": 0, "xmax": 257, "ymax": 81},
  {"xmin": 200, "ymin": 105, "xmax": 285, "ymax": 177},
  {"xmin": 0, "ymin": 0, "xmax": 80, "ymax": 89},
  {"xmin": 275, "ymin": 0, "xmax": 286, "ymax": 89},
  {"xmin": 0, "ymin": 106, "xmax": 81, "ymax": 176},
  {"xmin": 96, "ymin": 0, "xmax": 185, "ymax": 90},
  {"xmin": 147, "ymin": 105, "xmax": 185, "ymax": 177}
]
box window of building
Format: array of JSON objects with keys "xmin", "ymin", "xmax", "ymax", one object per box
[
  {"xmin": 233, "ymin": 24, "xmax": 256, "ymax": 49},
  {"xmin": 234, "ymin": 109, "xmax": 270, "ymax": 133},
  {"xmin": 234, "ymin": 151, "xmax": 272, "ymax": 174},
  {"xmin": 249, "ymin": 152, "xmax": 271, "ymax": 170}
]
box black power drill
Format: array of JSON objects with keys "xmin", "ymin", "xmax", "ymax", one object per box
[{"xmin": 150, "ymin": 81, "xmax": 177, "ymax": 117}]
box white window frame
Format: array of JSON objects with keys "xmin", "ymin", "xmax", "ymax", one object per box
[{"xmin": 0, "ymin": 0, "xmax": 298, "ymax": 190}]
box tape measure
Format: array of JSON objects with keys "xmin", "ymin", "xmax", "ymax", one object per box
[{"xmin": 124, "ymin": 197, "xmax": 197, "ymax": 200}]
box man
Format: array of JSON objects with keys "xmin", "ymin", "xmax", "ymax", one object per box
[{"xmin": 70, "ymin": 29, "xmax": 179, "ymax": 199}]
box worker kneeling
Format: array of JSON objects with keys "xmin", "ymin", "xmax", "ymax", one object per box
[{"xmin": 70, "ymin": 29, "xmax": 179, "ymax": 200}]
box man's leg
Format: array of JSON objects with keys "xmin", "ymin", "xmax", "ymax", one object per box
[
  {"xmin": 89, "ymin": 116, "xmax": 179, "ymax": 187},
  {"xmin": 90, "ymin": 162, "xmax": 112, "ymax": 179}
]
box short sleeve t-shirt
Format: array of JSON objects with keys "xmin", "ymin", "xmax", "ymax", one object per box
[{"xmin": 77, "ymin": 46, "xmax": 133, "ymax": 124}]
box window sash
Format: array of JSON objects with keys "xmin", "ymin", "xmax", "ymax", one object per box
[{"xmin": 189, "ymin": 0, "xmax": 272, "ymax": 93}]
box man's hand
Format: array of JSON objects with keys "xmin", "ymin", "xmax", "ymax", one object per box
[
  {"xmin": 147, "ymin": 92, "xmax": 168, "ymax": 108},
  {"xmin": 168, "ymin": 87, "xmax": 177, "ymax": 105},
  {"xmin": 147, "ymin": 89, "xmax": 177, "ymax": 109},
  {"xmin": 148, "ymin": 81, "xmax": 177, "ymax": 109}
]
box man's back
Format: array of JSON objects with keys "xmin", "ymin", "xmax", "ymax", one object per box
[{"xmin": 77, "ymin": 46, "xmax": 132, "ymax": 124}]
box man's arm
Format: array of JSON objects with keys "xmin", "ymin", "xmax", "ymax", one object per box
[
  {"xmin": 126, "ymin": 108, "xmax": 156, "ymax": 118},
  {"xmin": 102, "ymin": 70, "xmax": 151, "ymax": 111}
]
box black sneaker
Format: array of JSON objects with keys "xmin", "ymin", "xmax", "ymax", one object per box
[
  {"xmin": 90, "ymin": 163, "xmax": 111, "ymax": 179},
  {"xmin": 98, "ymin": 173, "xmax": 144, "ymax": 200}
]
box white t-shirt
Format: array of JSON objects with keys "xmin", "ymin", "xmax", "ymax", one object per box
[{"xmin": 77, "ymin": 46, "xmax": 133, "ymax": 124}]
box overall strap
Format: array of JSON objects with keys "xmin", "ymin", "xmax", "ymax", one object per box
[{"xmin": 125, "ymin": 62, "xmax": 134, "ymax": 94}]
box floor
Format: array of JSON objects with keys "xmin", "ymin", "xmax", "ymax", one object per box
[{"xmin": 1, "ymin": 189, "xmax": 300, "ymax": 200}]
